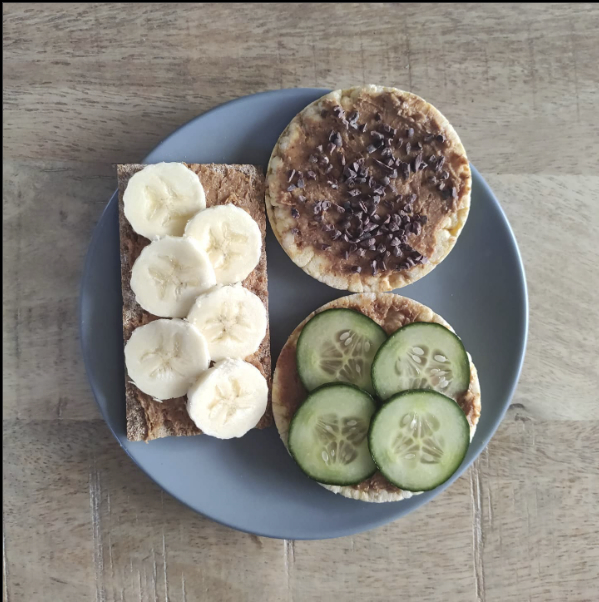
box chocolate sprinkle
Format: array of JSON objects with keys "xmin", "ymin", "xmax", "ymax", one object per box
[
  {"xmin": 351, "ymin": 265, "xmax": 362, "ymax": 273},
  {"xmin": 298, "ymin": 195, "xmax": 306, "ymax": 203},
  {"xmin": 287, "ymin": 184, "xmax": 296, "ymax": 192},
  {"xmin": 291, "ymin": 208, "xmax": 299, "ymax": 218},
  {"xmin": 329, "ymin": 130, "xmax": 343, "ymax": 147},
  {"xmin": 406, "ymin": 128, "xmax": 414, "ymax": 138},
  {"xmin": 413, "ymin": 152, "xmax": 423, "ymax": 173},
  {"xmin": 307, "ymin": 170, "xmax": 317, "ymax": 180}
]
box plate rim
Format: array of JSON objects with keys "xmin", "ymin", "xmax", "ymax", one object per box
[{"xmin": 79, "ymin": 88, "xmax": 529, "ymax": 539}]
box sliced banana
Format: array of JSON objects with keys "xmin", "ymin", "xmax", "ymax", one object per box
[
  {"xmin": 187, "ymin": 284, "xmax": 267, "ymax": 361},
  {"xmin": 131, "ymin": 236, "xmax": 216, "ymax": 318},
  {"xmin": 125, "ymin": 319, "xmax": 210, "ymax": 401},
  {"xmin": 187, "ymin": 359, "xmax": 268, "ymax": 439},
  {"xmin": 184, "ymin": 205, "xmax": 262, "ymax": 285},
  {"xmin": 124, "ymin": 162, "xmax": 206, "ymax": 239}
]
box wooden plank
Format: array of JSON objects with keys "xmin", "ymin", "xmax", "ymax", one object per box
[
  {"xmin": 4, "ymin": 416, "xmax": 598, "ymax": 601},
  {"xmin": 3, "ymin": 4, "xmax": 599, "ymax": 173}
]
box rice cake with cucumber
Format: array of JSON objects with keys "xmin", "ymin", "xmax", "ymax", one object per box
[
  {"xmin": 272, "ymin": 293, "xmax": 481, "ymax": 502},
  {"xmin": 265, "ymin": 85, "xmax": 471, "ymax": 292}
]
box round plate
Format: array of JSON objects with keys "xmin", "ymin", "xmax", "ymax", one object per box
[{"xmin": 80, "ymin": 88, "xmax": 528, "ymax": 540}]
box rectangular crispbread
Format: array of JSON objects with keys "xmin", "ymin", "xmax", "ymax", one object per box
[{"xmin": 117, "ymin": 163, "xmax": 272, "ymax": 441}]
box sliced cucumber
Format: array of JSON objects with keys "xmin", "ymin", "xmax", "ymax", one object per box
[
  {"xmin": 296, "ymin": 309, "xmax": 387, "ymax": 394},
  {"xmin": 372, "ymin": 322, "xmax": 469, "ymax": 400},
  {"xmin": 288, "ymin": 383, "xmax": 377, "ymax": 485},
  {"xmin": 369, "ymin": 390, "xmax": 470, "ymax": 491}
]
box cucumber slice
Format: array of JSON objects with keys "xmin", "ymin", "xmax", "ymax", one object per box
[
  {"xmin": 288, "ymin": 384, "xmax": 377, "ymax": 485},
  {"xmin": 372, "ymin": 323, "xmax": 469, "ymax": 400},
  {"xmin": 369, "ymin": 390, "xmax": 470, "ymax": 491},
  {"xmin": 296, "ymin": 309, "xmax": 387, "ymax": 394}
]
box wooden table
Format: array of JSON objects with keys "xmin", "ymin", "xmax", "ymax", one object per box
[{"xmin": 4, "ymin": 4, "xmax": 599, "ymax": 601}]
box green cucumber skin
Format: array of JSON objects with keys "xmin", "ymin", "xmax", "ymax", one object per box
[
  {"xmin": 368, "ymin": 390, "xmax": 470, "ymax": 492},
  {"xmin": 288, "ymin": 383, "xmax": 377, "ymax": 486},
  {"xmin": 371, "ymin": 322, "xmax": 470, "ymax": 401},
  {"xmin": 296, "ymin": 308, "xmax": 387, "ymax": 392}
]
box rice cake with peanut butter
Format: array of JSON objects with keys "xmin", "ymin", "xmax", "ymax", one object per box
[
  {"xmin": 265, "ymin": 85, "xmax": 471, "ymax": 292},
  {"xmin": 272, "ymin": 293, "xmax": 481, "ymax": 503}
]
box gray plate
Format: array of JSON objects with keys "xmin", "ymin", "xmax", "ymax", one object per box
[{"xmin": 80, "ymin": 88, "xmax": 528, "ymax": 540}]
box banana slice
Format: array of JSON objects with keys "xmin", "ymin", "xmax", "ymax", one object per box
[
  {"xmin": 187, "ymin": 359, "xmax": 268, "ymax": 439},
  {"xmin": 124, "ymin": 163, "xmax": 206, "ymax": 239},
  {"xmin": 125, "ymin": 319, "xmax": 210, "ymax": 401},
  {"xmin": 131, "ymin": 236, "xmax": 216, "ymax": 318},
  {"xmin": 187, "ymin": 284, "xmax": 267, "ymax": 361},
  {"xmin": 184, "ymin": 205, "xmax": 262, "ymax": 284}
]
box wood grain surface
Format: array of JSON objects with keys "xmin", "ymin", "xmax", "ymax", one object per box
[{"xmin": 3, "ymin": 3, "xmax": 599, "ymax": 601}]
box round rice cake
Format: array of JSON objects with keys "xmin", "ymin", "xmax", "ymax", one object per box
[
  {"xmin": 265, "ymin": 85, "xmax": 471, "ymax": 292},
  {"xmin": 272, "ymin": 293, "xmax": 481, "ymax": 503}
]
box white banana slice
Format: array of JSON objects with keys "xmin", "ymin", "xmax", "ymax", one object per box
[
  {"xmin": 184, "ymin": 205, "xmax": 262, "ymax": 284},
  {"xmin": 125, "ymin": 319, "xmax": 210, "ymax": 401},
  {"xmin": 124, "ymin": 162, "xmax": 206, "ymax": 239},
  {"xmin": 131, "ymin": 236, "xmax": 216, "ymax": 318},
  {"xmin": 187, "ymin": 359, "xmax": 268, "ymax": 439},
  {"xmin": 187, "ymin": 284, "xmax": 267, "ymax": 361}
]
